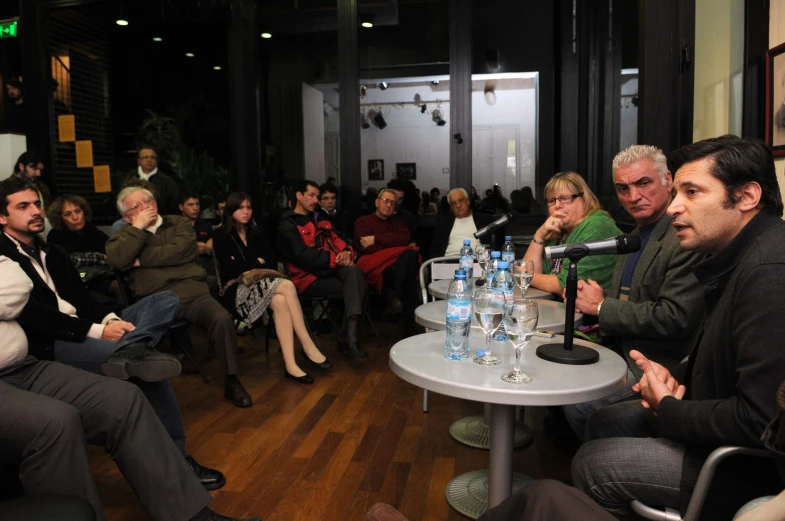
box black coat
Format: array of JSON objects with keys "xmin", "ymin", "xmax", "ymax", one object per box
[
  {"xmin": 428, "ymin": 211, "xmax": 504, "ymax": 259},
  {"xmin": 47, "ymin": 223, "xmax": 109, "ymax": 254},
  {"xmin": 0, "ymin": 234, "xmax": 113, "ymax": 360},
  {"xmin": 212, "ymin": 226, "xmax": 277, "ymax": 308},
  {"xmin": 124, "ymin": 170, "xmax": 181, "ymax": 216}
]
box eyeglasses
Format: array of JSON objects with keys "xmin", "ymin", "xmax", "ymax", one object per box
[
  {"xmin": 378, "ymin": 198, "xmax": 397, "ymax": 206},
  {"xmin": 139, "ymin": 155, "xmax": 157, "ymax": 161},
  {"xmin": 546, "ymin": 193, "xmax": 583, "ymax": 206}
]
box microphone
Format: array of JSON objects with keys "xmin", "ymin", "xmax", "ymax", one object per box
[
  {"xmin": 545, "ymin": 234, "xmax": 641, "ymax": 260},
  {"xmin": 473, "ymin": 211, "xmax": 518, "ymax": 239}
]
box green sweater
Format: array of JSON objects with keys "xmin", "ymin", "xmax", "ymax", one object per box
[{"xmin": 542, "ymin": 210, "xmax": 621, "ymax": 289}]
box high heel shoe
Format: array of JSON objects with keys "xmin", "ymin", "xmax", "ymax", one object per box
[
  {"xmin": 302, "ymin": 350, "xmax": 333, "ymax": 369},
  {"xmin": 284, "ymin": 369, "xmax": 314, "ymax": 384}
]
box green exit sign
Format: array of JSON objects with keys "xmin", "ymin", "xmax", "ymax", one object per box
[{"xmin": 0, "ymin": 19, "xmax": 18, "ymax": 39}]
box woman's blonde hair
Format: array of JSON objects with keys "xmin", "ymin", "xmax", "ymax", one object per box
[{"xmin": 543, "ymin": 171, "xmax": 602, "ymax": 218}]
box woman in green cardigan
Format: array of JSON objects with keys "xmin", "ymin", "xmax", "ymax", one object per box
[{"xmin": 523, "ymin": 171, "xmax": 621, "ymax": 297}]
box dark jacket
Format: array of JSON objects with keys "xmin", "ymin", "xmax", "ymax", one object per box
[
  {"xmin": 0, "ymin": 234, "xmax": 112, "ymax": 360},
  {"xmin": 47, "ymin": 223, "xmax": 109, "ymax": 254},
  {"xmin": 125, "ymin": 171, "xmax": 180, "ymax": 216},
  {"xmin": 212, "ymin": 226, "xmax": 277, "ymax": 308},
  {"xmin": 316, "ymin": 208, "xmax": 349, "ymax": 237},
  {"xmin": 657, "ymin": 213, "xmax": 784, "ymax": 515},
  {"xmin": 429, "ymin": 211, "xmax": 503, "ymax": 259}
]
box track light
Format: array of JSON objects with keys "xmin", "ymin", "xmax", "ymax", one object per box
[
  {"xmin": 360, "ymin": 85, "xmax": 367, "ymax": 97},
  {"xmin": 373, "ymin": 112, "xmax": 387, "ymax": 129},
  {"xmin": 432, "ymin": 109, "xmax": 446, "ymax": 126},
  {"xmin": 421, "ymin": 104, "xmax": 427, "ymax": 114},
  {"xmin": 431, "ymin": 80, "xmax": 440, "ymax": 85},
  {"xmin": 361, "ymin": 113, "xmax": 370, "ymax": 129},
  {"xmin": 379, "ymin": 82, "xmax": 389, "ymax": 90}
]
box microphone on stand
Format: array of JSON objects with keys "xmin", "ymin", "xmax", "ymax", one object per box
[
  {"xmin": 545, "ymin": 234, "xmax": 641, "ymax": 260},
  {"xmin": 473, "ymin": 211, "xmax": 518, "ymax": 239}
]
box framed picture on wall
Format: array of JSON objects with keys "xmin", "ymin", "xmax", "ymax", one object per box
[
  {"xmin": 765, "ymin": 41, "xmax": 785, "ymax": 157},
  {"xmin": 396, "ymin": 162, "xmax": 417, "ymax": 180},
  {"xmin": 368, "ymin": 159, "xmax": 384, "ymax": 180}
]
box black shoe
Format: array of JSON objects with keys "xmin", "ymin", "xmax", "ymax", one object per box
[
  {"xmin": 187, "ymin": 455, "xmax": 226, "ymax": 491},
  {"xmin": 102, "ymin": 343, "xmax": 182, "ymax": 382},
  {"xmin": 189, "ymin": 507, "xmax": 261, "ymax": 521},
  {"xmin": 284, "ymin": 369, "xmax": 314, "ymax": 384},
  {"xmin": 224, "ymin": 376, "xmax": 253, "ymax": 408},
  {"xmin": 337, "ymin": 341, "xmax": 367, "ymax": 359},
  {"xmin": 302, "ymin": 350, "xmax": 333, "ymax": 369},
  {"xmin": 385, "ymin": 298, "xmax": 404, "ymax": 315}
]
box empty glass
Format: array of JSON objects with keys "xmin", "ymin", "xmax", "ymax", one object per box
[
  {"xmin": 513, "ymin": 259, "xmax": 535, "ymax": 297},
  {"xmin": 477, "ymin": 245, "xmax": 492, "ymax": 284},
  {"xmin": 501, "ymin": 298, "xmax": 539, "ymax": 383},
  {"xmin": 472, "ymin": 288, "xmax": 504, "ymax": 365}
]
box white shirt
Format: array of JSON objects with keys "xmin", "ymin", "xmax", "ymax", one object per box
[
  {"xmin": 138, "ymin": 166, "xmax": 158, "ymax": 181},
  {"xmin": 146, "ymin": 215, "xmax": 164, "ymax": 235},
  {"xmin": 445, "ymin": 215, "xmax": 483, "ymax": 256},
  {"xmin": 0, "ymin": 256, "xmax": 32, "ymax": 369}
]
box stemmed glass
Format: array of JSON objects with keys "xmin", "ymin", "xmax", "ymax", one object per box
[
  {"xmin": 473, "ymin": 288, "xmax": 504, "ymax": 365},
  {"xmin": 501, "ymin": 298, "xmax": 539, "ymax": 383},
  {"xmin": 513, "ymin": 259, "xmax": 535, "ymax": 297},
  {"xmin": 477, "ymin": 245, "xmax": 492, "ymax": 286}
]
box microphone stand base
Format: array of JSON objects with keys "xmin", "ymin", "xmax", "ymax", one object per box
[{"xmin": 536, "ymin": 343, "xmax": 599, "ymax": 365}]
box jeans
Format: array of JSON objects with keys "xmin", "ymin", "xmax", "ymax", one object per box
[
  {"xmin": 53, "ymin": 291, "xmax": 187, "ymax": 455},
  {"xmin": 563, "ymin": 368, "xmax": 636, "ymax": 441},
  {"xmin": 571, "ymin": 401, "xmax": 685, "ymax": 519}
]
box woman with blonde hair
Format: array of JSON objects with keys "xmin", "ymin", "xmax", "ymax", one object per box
[{"xmin": 523, "ymin": 172, "xmax": 620, "ymax": 297}]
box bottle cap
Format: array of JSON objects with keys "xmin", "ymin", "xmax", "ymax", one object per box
[
  {"xmin": 476, "ymin": 349, "xmax": 486, "ymax": 357},
  {"xmin": 463, "ymin": 239, "xmax": 471, "ymax": 245},
  {"xmin": 491, "ymin": 251, "xmax": 501, "ymax": 258},
  {"xmin": 505, "ymin": 235, "xmax": 512, "ymax": 241},
  {"xmin": 497, "ymin": 261, "xmax": 509, "ymax": 269},
  {"xmin": 454, "ymin": 269, "xmax": 467, "ymax": 279}
]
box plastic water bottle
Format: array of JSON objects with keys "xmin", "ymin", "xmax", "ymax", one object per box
[
  {"xmin": 445, "ymin": 269, "xmax": 472, "ymax": 360},
  {"xmin": 491, "ymin": 261, "xmax": 515, "ymax": 342},
  {"xmin": 486, "ymin": 251, "xmax": 501, "ymax": 287},
  {"xmin": 502, "ymin": 236, "xmax": 516, "ymax": 263},
  {"xmin": 459, "ymin": 239, "xmax": 475, "ymax": 280}
]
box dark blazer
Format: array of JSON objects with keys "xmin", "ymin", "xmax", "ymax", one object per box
[
  {"xmin": 0, "ymin": 234, "xmax": 113, "ymax": 360},
  {"xmin": 212, "ymin": 226, "xmax": 277, "ymax": 309},
  {"xmin": 428, "ymin": 211, "xmax": 503, "ymax": 259},
  {"xmin": 599, "ymin": 214, "xmax": 705, "ymax": 378}
]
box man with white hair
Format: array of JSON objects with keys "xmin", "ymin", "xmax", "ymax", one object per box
[
  {"xmin": 429, "ymin": 187, "xmax": 502, "ymax": 259},
  {"xmin": 106, "ymin": 186, "xmax": 252, "ymax": 408},
  {"xmin": 564, "ymin": 144, "xmax": 705, "ymax": 441}
]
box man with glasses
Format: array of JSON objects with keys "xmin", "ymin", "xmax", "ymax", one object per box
[
  {"xmin": 354, "ymin": 189, "xmax": 420, "ymax": 333},
  {"xmin": 429, "ymin": 187, "xmax": 502, "ymax": 259},
  {"xmin": 126, "ymin": 146, "xmax": 180, "ymax": 215}
]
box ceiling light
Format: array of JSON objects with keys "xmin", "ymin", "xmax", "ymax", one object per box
[
  {"xmin": 431, "ymin": 80, "xmax": 440, "ymax": 85},
  {"xmin": 432, "ymin": 109, "xmax": 446, "ymax": 126},
  {"xmin": 379, "ymin": 82, "xmax": 389, "ymax": 90},
  {"xmin": 361, "ymin": 113, "xmax": 370, "ymax": 129},
  {"xmin": 261, "ymin": 32, "xmax": 272, "ymax": 39},
  {"xmin": 373, "ymin": 112, "xmax": 387, "ymax": 129},
  {"xmin": 185, "ymin": 53, "xmax": 195, "ymax": 58},
  {"xmin": 361, "ymin": 21, "xmax": 373, "ymax": 28},
  {"xmin": 116, "ymin": 19, "xmax": 129, "ymax": 26},
  {"xmin": 213, "ymin": 66, "xmax": 222, "ymax": 70},
  {"xmin": 152, "ymin": 37, "xmax": 163, "ymax": 42}
]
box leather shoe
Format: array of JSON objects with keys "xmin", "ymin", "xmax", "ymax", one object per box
[
  {"xmin": 284, "ymin": 369, "xmax": 314, "ymax": 384},
  {"xmin": 302, "ymin": 350, "xmax": 332, "ymax": 369},
  {"xmin": 102, "ymin": 342, "xmax": 181, "ymax": 382},
  {"xmin": 189, "ymin": 507, "xmax": 260, "ymax": 521},
  {"xmin": 385, "ymin": 298, "xmax": 404, "ymax": 315},
  {"xmin": 337, "ymin": 341, "xmax": 368, "ymax": 359},
  {"xmin": 187, "ymin": 455, "xmax": 226, "ymax": 491},
  {"xmin": 224, "ymin": 376, "xmax": 253, "ymax": 408}
]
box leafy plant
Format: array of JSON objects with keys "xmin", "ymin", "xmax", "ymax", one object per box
[
  {"xmin": 135, "ymin": 110, "xmax": 183, "ymax": 170},
  {"xmin": 172, "ymin": 148, "xmax": 230, "ymax": 203}
]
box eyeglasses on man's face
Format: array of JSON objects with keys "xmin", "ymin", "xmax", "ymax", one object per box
[
  {"xmin": 546, "ymin": 193, "xmax": 584, "ymax": 206},
  {"xmin": 126, "ymin": 199, "xmax": 154, "ymax": 215},
  {"xmin": 378, "ymin": 198, "xmax": 397, "ymax": 206}
]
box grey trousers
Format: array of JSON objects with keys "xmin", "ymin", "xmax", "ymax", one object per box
[
  {"xmin": 177, "ymin": 292, "xmax": 239, "ymax": 375},
  {"xmin": 302, "ymin": 265, "xmax": 368, "ymax": 318},
  {"xmin": 563, "ymin": 369, "xmax": 636, "ymax": 441},
  {"xmin": 571, "ymin": 400, "xmax": 685, "ymax": 519},
  {"xmin": 0, "ymin": 357, "xmax": 211, "ymax": 521}
]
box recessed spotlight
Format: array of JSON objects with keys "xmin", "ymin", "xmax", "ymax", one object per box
[
  {"xmin": 116, "ymin": 19, "xmax": 129, "ymax": 26},
  {"xmin": 185, "ymin": 53, "xmax": 195, "ymax": 58},
  {"xmin": 152, "ymin": 37, "xmax": 163, "ymax": 42},
  {"xmin": 379, "ymin": 82, "xmax": 389, "ymax": 90},
  {"xmin": 361, "ymin": 21, "xmax": 373, "ymax": 28},
  {"xmin": 261, "ymin": 32, "xmax": 272, "ymax": 39},
  {"xmin": 213, "ymin": 66, "xmax": 221, "ymax": 70}
]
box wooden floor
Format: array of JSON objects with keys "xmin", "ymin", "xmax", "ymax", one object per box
[{"xmin": 91, "ymin": 320, "xmax": 576, "ymax": 521}]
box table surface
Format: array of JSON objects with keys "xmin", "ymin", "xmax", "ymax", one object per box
[
  {"xmin": 428, "ymin": 278, "xmax": 553, "ymax": 301},
  {"xmin": 414, "ymin": 300, "xmax": 582, "ymax": 334},
  {"xmin": 389, "ymin": 330, "xmax": 628, "ymax": 406}
]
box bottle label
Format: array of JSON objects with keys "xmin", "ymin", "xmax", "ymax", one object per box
[{"xmin": 447, "ymin": 301, "xmax": 472, "ymax": 321}]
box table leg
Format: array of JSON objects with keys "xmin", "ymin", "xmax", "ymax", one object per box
[{"xmin": 488, "ymin": 403, "xmax": 515, "ymax": 508}]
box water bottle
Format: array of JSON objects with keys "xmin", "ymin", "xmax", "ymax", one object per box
[
  {"xmin": 445, "ymin": 269, "xmax": 472, "ymax": 360},
  {"xmin": 502, "ymin": 236, "xmax": 516, "ymax": 263},
  {"xmin": 486, "ymin": 251, "xmax": 501, "ymax": 287},
  {"xmin": 459, "ymin": 239, "xmax": 475, "ymax": 280},
  {"xmin": 491, "ymin": 261, "xmax": 515, "ymax": 341}
]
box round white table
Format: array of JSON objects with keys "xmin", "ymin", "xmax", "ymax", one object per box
[
  {"xmin": 428, "ymin": 278, "xmax": 553, "ymax": 301},
  {"xmin": 389, "ymin": 331, "xmax": 627, "ymax": 518},
  {"xmin": 414, "ymin": 299, "xmax": 582, "ymax": 334}
]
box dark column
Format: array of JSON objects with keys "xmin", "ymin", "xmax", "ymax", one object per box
[
  {"xmin": 337, "ymin": 0, "xmax": 361, "ymax": 221},
  {"xmin": 741, "ymin": 0, "xmax": 769, "ymax": 140},
  {"xmin": 228, "ymin": 0, "xmax": 262, "ymax": 204},
  {"xmin": 449, "ymin": 0, "xmax": 472, "ymax": 193}
]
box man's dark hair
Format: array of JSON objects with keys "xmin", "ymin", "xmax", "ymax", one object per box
[
  {"xmin": 14, "ymin": 150, "xmax": 43, "ymax": 174},
  {"xmin": 295, "ymin": 180, "xmax": 320, "ymax": 196},
  {"xmin": 319, "ymin": 183, "xmax": 338, "ymax": 197},
  {"xmin": 0, "ymin": 177, "xmax": 40, "ymax": 217},
  {"xmin": 387, "ymin": 179, "xmax": 408, "ymax": 191},
  {"xmin": 669, "ymin": 135, "xmax": 784, "ymax": 217},
  {"xmin": 179, "ymin": 191, "xmax": 200, "ymax": 205},
  {"xmin": 7, "ymin": 78, "xmax": 22, "ymax": 90},
  {"xmin": 137, "ymin": 145, "xmax": 159, "ymax": 157}
]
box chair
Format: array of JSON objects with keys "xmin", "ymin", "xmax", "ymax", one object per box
[{"xmin": 630, "ymin": 445, "xmax": 775, "ymax": 521}]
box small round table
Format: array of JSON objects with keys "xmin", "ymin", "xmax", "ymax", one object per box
[
  {"xmin": 428, "ymin": 278, "xmax": 554, "ymax": 301},
  {"xmin": 415, "ymin": 300, "xmax": 582, "ymax": 334},
  {"xmin": 389, "ymin": 331, "xmax": 627, "ymax": 519}
]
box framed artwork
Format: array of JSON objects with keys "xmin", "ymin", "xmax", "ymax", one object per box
[
  {"xmin": 396, "ymin": 162, "xmax": 417, "ymax": 180},
  {"xmin": 368, "ymin": 159, "xmax": 384, "ymax": 181},
  {"xmin": 765, "ymin": 41, "xmax": 785, "ymax": 157}
]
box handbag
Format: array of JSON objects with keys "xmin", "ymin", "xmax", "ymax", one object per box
[{"xmin": 239, "ymin": 268, "xmax": 286, "ymax": 287}]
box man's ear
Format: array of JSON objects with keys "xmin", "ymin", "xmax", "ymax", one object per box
[
  {"xmin": 0, "ymin": 213, "xmax": 7, "ymax": 226},
  {"xmin": 737, "ymin": 182, "xmax": 763, "ymax": 212},
  {"xmin": 178, "ymin": 204, "xmax": 184, "ymax": 213}
]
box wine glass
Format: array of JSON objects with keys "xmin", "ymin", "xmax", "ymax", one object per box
[
  {"xmin": 513, "ymin": 259, "xmax": 535, "ymax": 297},
  {"xmin": 502, "ymin": 298, "xmax": 539, "ymax": 383},
  {"xmin": 472, "ymin": 288, "xmax": 504, "ymax": 365},
  {"xmin": 477, "ymin": 245, "xmax": 492, "ymax": 285}
]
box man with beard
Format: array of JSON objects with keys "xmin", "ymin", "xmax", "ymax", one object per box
[{"xmin": 3, "ymin": 78, "xmax": 25, "ymax": 134}]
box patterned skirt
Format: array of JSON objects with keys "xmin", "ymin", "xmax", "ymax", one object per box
[{"xmin": 234, "ymin": 277, "xmax": 285, "ymax": 327}]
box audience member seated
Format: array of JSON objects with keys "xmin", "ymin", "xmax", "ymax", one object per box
[
  {"xmin": 47, "ymin": 195, "xmax": 109, "ymax": 266},
  {"xmin": 354, "ymin": 188, "xmax": 420, "ymax": 336},
  {"xmin": 212, "ymin": 192, "xmax": 331, "ymax": 385},
  {"xmin": 522, "ymin": 172, "xmax": 620, "ymax": 297},
  {"xmin": 470, "ymin": 186, "xmax": 482, "ymax": 211},
  {"xmin": 386, "ymin": 179, "xmax": 419, "ymax": 240},
  {"xmin": 563, "ymin": 145, "xmax": 705, "ymax": 441},
  {"xmin": 572, "ymin": 136, "xmax": 785, "ymax": 519},
  {"xmin": 277, "ymin": 180, "xmax": 369, "ymax": 360},
  {"xmin": 106, "ymin": 187, "xmax": 253, "ymax": 408},
  {"xmin": 213, "ymin": 194, "xmax": 227, "ymax": 226},
  {"xmin": 109, "ymin": 178, "xmax": 159, "ymax": 235},
  {"xmin": 125, "ymin": 146, "xmax": 180, "ymax": 215},
  {"xmin": 0, "ymin": 255, "xmax": 258, "ymax": 521},
  {"xmin": 179, "ymin": 191, "xmax": 216, "ymax": 277},
  {"xmin": 420, "ymin": 192, "xmax": 437, "ymax": 215},
  {"xmin": 316, "ymin": 182, "xmax": 349, "ymax": 236},
  {"xmin": 429, "ymin": 188, "xmax": 502, "ymax": 259},
  {"xmin": 12, "ymin": 150, "xmax": 52, "ymax": 208},
  {"xmin": 0, "ymin": 178, "xmax": 225, "ymax": 491}
]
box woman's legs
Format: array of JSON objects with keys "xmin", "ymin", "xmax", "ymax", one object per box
[
  {"xmin": 269, "ymin": 294, "xmax": 306, "ymax": 377},
  {"xmin": 276, "ymin": 280, "xmax": 327, "ymax": 363}
]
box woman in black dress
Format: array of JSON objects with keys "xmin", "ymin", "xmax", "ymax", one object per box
[{"xmin": 212, "ymin": 192, "xmax": 331, "ymax": 384}]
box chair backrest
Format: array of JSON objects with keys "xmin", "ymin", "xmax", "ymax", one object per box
[{"xmin": 419, "ymin": 256, "xmax": 482, "ymax": 303}]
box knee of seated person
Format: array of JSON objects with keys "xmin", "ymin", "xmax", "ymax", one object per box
[
  {"xmin": 570, "ymin": 441, "xmax": 602, "ymax": 491},
  {"xmin": 270, "ymin": 294, "xmax": 287, "ymax": 308},
  {"xmin": 39, "ymin": 401, "xmax": 83, "ymax": 439}
]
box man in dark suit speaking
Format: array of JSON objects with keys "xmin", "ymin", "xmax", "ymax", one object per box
[{"xmin": 429, "ymin": 188, "xmax": 502, "ymax": 259}]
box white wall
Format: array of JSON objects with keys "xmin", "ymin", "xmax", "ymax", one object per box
[
  {"xmin": 773, "ymin": 0, "xmax": 785, "ymax": 202},
  {"xmin": 0, "ymin": 134, "xmax": 27, "ymax": 181},
  {"xmin": 302, "ymin": 83, "xmax": 326, "ymax": 183}
]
